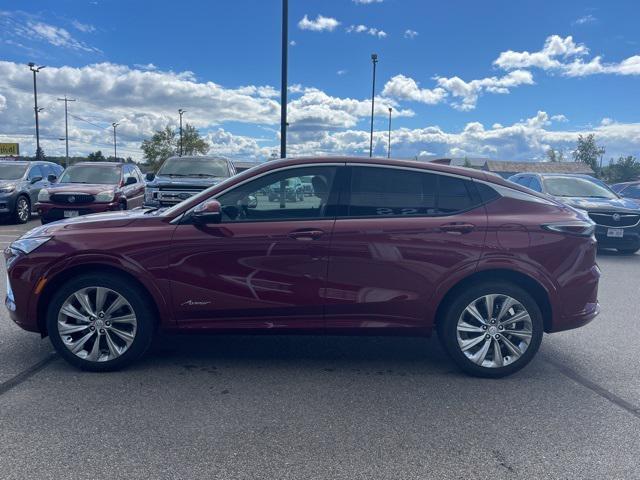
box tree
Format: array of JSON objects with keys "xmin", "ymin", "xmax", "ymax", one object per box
[
  {"xmin": 572, "ymin": 134, "xmax": 602, "ymax": 172},
  {"xmin": 463, "ymin": 156, "xmax": 472, "ymax": 168},
  {"xmin": 600, "ymin": 156, "xmax": 640, "ymax": 183},
  {"xmin": 140, "ymin": 123, "xmax": 209, "ymax": 170},
  {"xmin": 35, "ymin": 147, "xmax": 46, "ymax": 161},
  {"xmin": 87, "ymin": 150, "xmax": 106, "ymax": 162},
  {"xmin": 547, "ymin": 147, "xmax": 565, "ymax": 162}
]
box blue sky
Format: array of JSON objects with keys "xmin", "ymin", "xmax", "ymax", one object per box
[{"xmin": 1, "ymin": 0, "xmax": 639, "ymax": 161}]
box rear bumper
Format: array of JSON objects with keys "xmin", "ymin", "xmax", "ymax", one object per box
[{"xmin": 549, "ymin": 264, "xmax": 601, "ymax": 333}]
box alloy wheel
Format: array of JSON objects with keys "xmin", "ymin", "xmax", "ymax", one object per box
[
  {"xmin": 57, "ymin": 286, "xmax": 137, "ymax": 362},
  {"xmin": 456, "ymin": 294, "xmax": 533, "ymax": 368},
  {"xmin": 17, "ymin": 198, "xmax": 29, "ymax": 222}
]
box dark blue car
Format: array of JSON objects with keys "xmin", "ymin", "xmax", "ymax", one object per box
[{"xmin": 510, "ymin": 173, "xmax": 640, "ymax": 254}]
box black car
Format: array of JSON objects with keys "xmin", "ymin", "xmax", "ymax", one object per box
[
  {"xmin": 510, "ymin": 173, "xmax": 640, "ymax": 254},
  {"xmin": 0, "ymin": 160, "xmax": 63, "ymax": 224},
  {"xmin": 144, "ymin": 156, "xmax": 236, "ymax": 208},
  {"xmin": 611, "ymin": 181, "xmax": 640, "ymax": 203}
]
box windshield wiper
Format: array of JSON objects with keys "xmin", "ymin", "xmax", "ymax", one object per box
[{"xmin": 161, "ymin": 173, "xmax": 189, "ymax": 177}]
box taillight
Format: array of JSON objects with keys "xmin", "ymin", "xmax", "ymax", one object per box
[{"xmin": 542, "ymin": 220, "xmax": 596, "ymax": 237}]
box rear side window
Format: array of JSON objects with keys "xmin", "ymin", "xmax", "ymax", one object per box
[{"xmin": 348, "ymin": 167, "xmax": 480, "ymax": 217}]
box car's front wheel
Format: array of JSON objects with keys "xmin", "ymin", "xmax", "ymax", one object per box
[
  {"xmin": 437, "ymin": 282, "xmax": 544, "ymax": 378},
  {"xmin": 13, "ymin": 195, "xmax": 30, "ymax": 224},
  {"xmin": 46, "ymin": 273, "xmax": 155, "ymax": 371},
  {"xmin": 617, "ymin": 247, "xmax": 639, "ymax": 255}
]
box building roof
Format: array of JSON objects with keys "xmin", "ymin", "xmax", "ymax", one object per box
[{"xmin": 485, "ymin": 161, "xmax": 594, "ymax": 174}]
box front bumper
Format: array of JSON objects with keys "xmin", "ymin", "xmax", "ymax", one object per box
[
  {"xmin": 0, "ymin": 191, "xmax": 19, "ymax": 214},
  {"xmin": 594, "ymin": 224, "xmax": 640, "ymax": 250},
  {"xmin": 37, "ymin": 201, "xmax": 121, "ymax": 222}
]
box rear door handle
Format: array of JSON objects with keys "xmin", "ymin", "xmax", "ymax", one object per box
[
  {"xmin": 440, "ymin": 223, "xmax": 475, "ymax": 234},
  {"xmin": 288, "ymin": 229, "xmax": 325, "ymax": 241}
]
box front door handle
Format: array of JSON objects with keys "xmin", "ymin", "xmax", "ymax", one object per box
[
  {"xmin": 440, "ymin": 222, "xmax": 475, "ymax": 234},
  {"xmin": 288, "ymin": 229, "xmax": 325, "ymax": 241}
]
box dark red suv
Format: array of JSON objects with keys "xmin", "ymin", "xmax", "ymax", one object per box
[
  {"xmin": 36, "ymin": 162, "xmax": 145, "ymax": 224},
  {"xmin": 5, "ymin": 157, "xmax": 600, "ymax": 377}
]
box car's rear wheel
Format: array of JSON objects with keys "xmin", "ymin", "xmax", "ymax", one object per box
[
  {"xmin": 437, "ymin": 282, "xmax": 544, "ymax": 378},
  {"xmin": 13, "ymin": 195, "xmax": 30, "ymax": 224},
  {"xmin": 46, "ymin": 273, "xmax": 155, "ymax": 371}
]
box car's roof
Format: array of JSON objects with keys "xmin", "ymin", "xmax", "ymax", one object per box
[
  {"xmin": 69, "ymin": 162, "xmax": 124, "ymax": 167},
  {"xmin": 166, "ymin": 155, "xmax": 230, "ymax": 161},
  {"xmin": 533, "ymin": 173, "xmax": 596, "ymax": 179},
  {"xmin": 612, "ymin": 180, "xmax": 640, "ymax": 186}
]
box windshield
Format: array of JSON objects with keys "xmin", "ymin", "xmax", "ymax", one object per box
[
  {"xmin": 59, "ymin": 165, "xmax": 121, "ymax": 184},
  {"xmin": 544, "ymin": 176, "xmax": 619, "ymax": 199},
  {"xmin": 0, "ymin": 163, "xmax": 27, "ymax": 180},
  {"xmin": 158, "ymin": 157, "xmax": 230, "ymax": 177},
  {"xmin": 620, "ymin": 185, "xmax": 640, "ymax": 199}
]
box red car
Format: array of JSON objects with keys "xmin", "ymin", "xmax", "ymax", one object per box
[
  {"xmin": 36, "ymin": 162, "xmax": 145, "ymax": 224},
  {"xmin": 5, "ymin": 157, "xmax": 600, "ymax": 377}
]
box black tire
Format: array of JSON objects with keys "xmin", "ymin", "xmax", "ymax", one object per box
[
  {"xmin": 12, "ymin": 195, "xmax": 30, "ymax": 224},
  {"xmin": 119, "ymin": 201, "xmax": 127, "ymax": 211},
  {"xmin": 46, "ymin": 273, "xmax": 156, "ymax": 372},
  {"xmin": 617, "ymin": 247, "xmax": 639, "ymax": 255},
  {"xmin": 437, "ymin": 281, "xmax": 544, "ymax": 378}
]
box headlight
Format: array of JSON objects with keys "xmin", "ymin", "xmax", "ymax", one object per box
[
  {"xmin": 145, "ymin": 188, "xmax": 158, "ymax": 203},
  {"xmin": 0, "ymin": 184, "xmax": 16, "ymax": 193},
  {"xmin": 38, "ymin": 189, "xmax": 50, "ymax": 202},
  {"xmin": 95, "ymin": 190, "xmax": 115, "ymax": 202},
  {"xmin": 10, "ymin": 236, "xmax": 52, "ymax": 254}
]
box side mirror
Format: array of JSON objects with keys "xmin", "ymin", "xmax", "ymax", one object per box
[
  {"xmin": 47, "ymin": 174, "xmax": 57, "ymax": 183},
  {"xmin": 192, "ymin": 199, "xmax": 222, "ymax": 224},
  {"xmin": 125, "ymin": 176, "xmax": 137, "ymax": 185},
  {"xmin": 145, "ymin": 172, "xmax": 156, "ymax": 182},
  {"xmin": 30, "ymin": 176, "xmax": 43, "ymax": 184}
]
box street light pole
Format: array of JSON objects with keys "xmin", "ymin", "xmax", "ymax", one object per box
[
  {"xmin": 28, "ymin": 63, "xmax": 46, "ymax": 159},
  {"xmin": 178, "ymin": 109, "xmax": 185, "ymax": 156},
  {"xmin": 280, "ymin": 0, "xmax": 288, "ymax": 159},
  {"xmin": 387, "ymin": 107, "xmax": 392, "ymax": 158},
  {"xmin": 112, "ymin": 122, "xmax": 119, "ymax": 161},
  {"xmin": 369, "ymin": 53, "xmax": 378, "ymax": 158},
  {"xmin": 57, "ymin": 96, "xmax": 76, "ymax": 167}
]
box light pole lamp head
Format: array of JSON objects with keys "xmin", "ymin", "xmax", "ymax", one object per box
[
  {"xmin": 179, "ymin": 109, "xmax": 185, "ymax": 115},
  {"xmin": 112, "ymin": 122, "xmax": 119, "ymax": 128},
  {"xmin": 389, "ymin": 107, "xmax": 392, "ymax": 113},
  {"xmin": 371, "ymin": 53, "xmax": 378, "ymax": 62}
]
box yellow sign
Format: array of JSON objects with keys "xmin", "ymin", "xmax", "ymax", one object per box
[{"xmin": 0, "ymin": 143, "xmax": 19, "ymax": 156}]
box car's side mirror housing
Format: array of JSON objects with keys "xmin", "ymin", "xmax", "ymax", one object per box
[
  {"xmin": 30, "ymin": 176, "xmax": 43, "ymax": 184},
  {"xmin": 192, "ymin": 199, "xmax": 222, "ymax": 224},
  {"xmin": 145, "ymin": 172, "xmax": 155, "ymax": 182},
  {"xmin": 47, "ymin": 174, "xmax": 57, "ymax": 183},
  {"xmin": 125, "ymin": 176, "xmax": 137, "ymax": 186}
]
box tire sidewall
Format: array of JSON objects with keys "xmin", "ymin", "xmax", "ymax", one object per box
[
  {"xmin": 46, "ymin": 273, "xmax": 154, "ymax": 371},
  {"xmin": 438, "ymin": 282, "xmax": 544, "ymax": 378}
]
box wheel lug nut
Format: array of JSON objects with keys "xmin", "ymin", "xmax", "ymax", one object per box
[
  {"xmin": 485, "ymin": 334, "xmax": 491, "ymax": 339},
  {"xmin": 482, "ymin": 325, "xmax": 487, "ymax": 330},
  {"xmin": 99, "ymin": 328, "xmax": 105, "ymax": 334},
  {"xmin": 498, "ymin": 325, "xmax": 504, "ymax": 330},
  {"xmin": 495, "ymin": 334, "xmax": 500, "ymax": 339},
  {"xmin": 99, "ymin": 313, "xmax": 104, "ymax": 318},
  {"xmin": 490, "ymin": 320, "xmax": 496, "ymax": 324},
  {"xmin": 105, "ymin": 321, "xmax": 111, "ymax": 326},
  {"xmin": 90, "ymin": 326, "xmax": 95, "ymax": 331}
]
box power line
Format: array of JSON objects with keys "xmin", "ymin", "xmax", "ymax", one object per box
[{"xmin": 67, "ymin": 112, "xmax": 110, "ymax": 130}]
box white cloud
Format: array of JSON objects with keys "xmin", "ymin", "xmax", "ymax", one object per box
[
  {"xmin": 382, "ymin": 75, "xmax": 447, "ymax": 105},
  {"xmin": 298, "ymin": 14, "xmax": 340, "ymax": 32},
  {"xmin": 289, "ymin": 40, "xmax": 296, "ymax": 46},
  {"xmin": 404, "ymin": 29, "xmax": 418, "ymax": 39},
  {"xmin": 551, "ymin": 114, "xmax": 568, "ymax": 122},
  {"xmin": 346, "ymin": 24, "xmax": 387, "ymax": 38},
  {"xmin": 383, "ymin": 70, "xmax": 533, "ymax": 110},
  {"xmin": 495, "ymin": 34, "xmax": 640, "ymax": 77},
  {"xmin": 4, "ymin": 13, "xmax": 101, "ymax": 53},
  {"xmin": 573, "ymin": 14, "xmax": 596, "ymax": 26},
  {"xmin": 337, "ymin": 69, "xmax": 347, "ymax": 76},
  {"xmin": 353, "ymin": 0, "xmax": 383, "ymax": 4},
  {"xmin": 71, "ymin": 20, "xmax": 96, "ymax": 33}
]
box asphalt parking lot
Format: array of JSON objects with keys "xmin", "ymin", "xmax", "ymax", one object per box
[{"xmin": 0, "ymin": 218, "xmax": 639, "ymax": 480}]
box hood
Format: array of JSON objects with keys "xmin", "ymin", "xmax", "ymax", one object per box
[
  {"xmin": 47, "ymin": 183, "xmax": 117, "ymax": 195},
  {"xmin": 148, "ymin": 175, "xmax": 224, "ymax": 188},
  {"xmin": 555, "ymin": 195, "xmax": 640, "ymax": 213},
  {"xmin": 22, "ymin": 209, "xmax": 149, "ymax": 238}
]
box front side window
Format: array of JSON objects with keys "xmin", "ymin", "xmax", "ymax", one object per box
[
  {"xmin": 348, "ymin": 167, "xmax": 478, "ymax": 217},
  {"xmin": 528, "ymin": 177, "xmax": 543, "ymax": 192},
  {"xmin": 620, "ymin": 185, "xmax": 640, "ymax": 199},
  {"xmin": 59, "ymin": 165, "xmax": 122, "ymax": 184},
  {"xmin": 217, "ymin": 166, "xmax": 337, "ymax": 222},
  {"xmin": 29, "ymin": 165, "xmax": 44, "ymax": 180}
]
